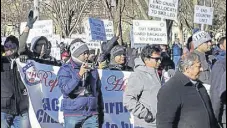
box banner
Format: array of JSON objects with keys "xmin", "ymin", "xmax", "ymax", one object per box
[
  {"xmin": 20, "ymin": 20, "xmax": 53, "ymax": 44},
  {"xmin": 16, "ymin": 60, "xmax": 133, "ymax": 128},
  {"xmin": 148, "ymin": 0, "xmax": 179, "ymax": 21},
  {"xmin": 194, "ymin": 5, "xmax": 214, "ymax": 25},
  {"xmin": 133, "ymin": 20, "xmax": 168, "ymax": 45}
]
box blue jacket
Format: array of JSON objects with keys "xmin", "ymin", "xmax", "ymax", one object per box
[
  {"xmin": 172, "ymin": 44, "xmax": 182, "ymax": 56},
  {"xmin": 212, "ymin": 46, "xmax": 226, "ymax": 61},
  {"xmin": 57, "ymin": 59, "xmax": 102, "ymax": 116}
]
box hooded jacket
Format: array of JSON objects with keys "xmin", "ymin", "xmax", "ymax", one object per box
[
  {"xmin": 57, "ymin": 59, "xmax": 103, "ymax": 117},
  {"xmin": 18, "ymin": 32, "xmax": 61, "ymax": 66},
  {"xmin": 123, "ymin": 57, "xmax": 161, "ymax": 128}
]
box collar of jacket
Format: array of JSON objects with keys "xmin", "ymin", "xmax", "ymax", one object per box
[
  {"xmin": 174, "ymin": 71, "xmax": 201, "ymax": 86},
  {"xmin": 69, "ymin": 59, "xmax": 82, "ymax": 69}
]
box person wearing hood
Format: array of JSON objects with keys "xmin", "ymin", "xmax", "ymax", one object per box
[
  {"xmin": 123, "ymin": 45, "xmax": 162, "ymax": 128},
  {"xmin": 18, "ymin": 11, "xmax": 60, "ymax": 66},
  {"xmin": 0, "ymin": 10, "xmax": 38, "ymax": 128},
  {"xmin": 192, "ymin": 31, "xmax": 213, "ymax": 94},
  {"xmin": 57, "ymin": 39, "xmax": 103, "ymax": 128},
  {"xmin": 1, "ymin": 35, "xmax": 31, "ymax": 128}
]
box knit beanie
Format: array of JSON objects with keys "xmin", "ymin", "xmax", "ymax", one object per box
[
  {"xmin": 192, "ymin": 31, "xmax": 211, "ymax": 49},
  {"xmin": 110, "ymin": 45, "xmax": 125, "ymax": 58},
  {"xmin": 70, "ymin": 40, "xmax": 89, "ymax": 58}
]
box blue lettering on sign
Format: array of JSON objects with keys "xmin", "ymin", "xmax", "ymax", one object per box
[
  {"xmin": 104, "ymin": 102, "xmax": 128, "ymax": 115},
  {"xmin": 42, "ymin": 98, "xmax": 59, "ymax": 111},
  {"xmin": 89, "ymin": 18, "xmax": 107, "ymax": 41},
  {"xmin": 36, "ymin": 109, "xmax": 58, "ymax": 123}
]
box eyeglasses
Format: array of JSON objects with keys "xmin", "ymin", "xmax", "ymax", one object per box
[
  {"xmin": 83, "ymin": 51, "xmax": 90, "ymax": 55},
  {"xmin": 149, "ymin": 56, "xmax": 162, "ymax": 62}
]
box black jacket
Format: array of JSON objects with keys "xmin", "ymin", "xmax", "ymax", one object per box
[
  {"xmin": 1, "ymin": 56, "xmax": 29, "ymax": 115},
  {"xmin": 210, "ymin": 58, "xmax": 226, "ymax": 125},
  {"xmin": 157, "ymin": 71, "xmax": 220, "ymax": 128}
]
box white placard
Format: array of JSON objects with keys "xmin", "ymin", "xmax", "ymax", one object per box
[
  {"xmin": 133, "ymin": 20, "xmax": 168, "ymax": 45},
  {"xmin": 148, "ymin": 0, "xmax": 179, "ymax": 21},
  {"xmin": 50, "ymin": 47, "xmax": 61, "ymax": 60},
  {"xmin": 194, "ymin": 5, "xmax": 214, "ymax": 25},
  {"xmin": 102, "ymin": 20, "xmax": 114, "ymax": 40},
  {"xmin": 20, "ymin": 20, "xmax": 53, "ymax": 43}
]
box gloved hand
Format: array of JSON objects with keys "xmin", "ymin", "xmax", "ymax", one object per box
[
  {"xmin": 26, "ymin": 10, "xmax": 38, "ymax": 29},
  {"xmin": 144, "ymin": 110, "xmax": 154, "ymax": 123},
  {"xmin": 19, "ymin": 55, "xmax": 29, "ymax": 63}
]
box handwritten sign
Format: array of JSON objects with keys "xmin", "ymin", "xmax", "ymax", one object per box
[
  {"xmin": 148, "ymin": 0, "xmax": 179, "ymax": 20},
  {"xmin": 20, "ymin": 20, "xmax": 53, "ymax": 43},
  {"xmin": 133, "ymin": 20, "xmax": 167, "ymax": 45},
  {"xmin": 102, "ymin": 19, "xmax": 114, "ymax": 40},
  {"xmin": 194, "ymin": 5, "xmax": 214, "ymax": 25},
  {"xmin": 88, "ymin": 18, "xmax": 107, "ymax": 41}
]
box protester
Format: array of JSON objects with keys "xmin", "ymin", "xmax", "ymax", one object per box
[
  {"xmin": 213, "ymin": 37, "xmax": 226, "ymax": 61},
  {"xmin": 156, "ymin": 53, "xmax": 220, "ymax": 128},
  {"xmin": 57, "ymin": 40, "xmax": 103, "ymax": 128},
  {"xmin": 172, "ymin": 38, "xmax": 182, "ymax": 68},
  {"xmin": 88, "ymin": 49, "xmax": 96, "ymax": 63},
  {"xmin": 210, "ymin": 56, "xmax": 226, "ymax": 128},
  {"xmin": 159, "ymin": 44, "xmax": 175, "ymax": 83},
  {"xmin": 1, "ymin": 36, "xmax": 31, "ymax": 128},
  {"xmin": 123, "ymin": 45, "xmax": 162, "ymax": 128},
  {"xmin": 192, "ymin": 31, "xmax": 213, "ymax": 94},
  {"xmin": 18, "ymin": 11, "xmax": 61, "ymax": 66},
  {"xmin": 104, "ymin": 45, "xmax": 128, "ymax": 71}
]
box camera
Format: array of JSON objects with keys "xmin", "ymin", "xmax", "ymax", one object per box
[{"xmin": 86, "ymin": 63, "xmax": 95, "ymax": 70}]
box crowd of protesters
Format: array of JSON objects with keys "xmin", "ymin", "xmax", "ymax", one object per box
[{"xmin": 1, "ymin": 10, "xmax": 226, "ymax": 128}]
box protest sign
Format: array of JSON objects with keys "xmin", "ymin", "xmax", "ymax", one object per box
[
  {"xmin": 133, "ymin": 20, "xmax": 168, "ymax": 45},
  {"xmin": 194, "ymin": 5, "xmax": 214, "ymax": 25},
  {"xmin": 88, "ymin": 18, "xmax": 107, "ymax": 42},
  {"xmin": 20, "ymin": 20, "xmax": 53, "ymax": 43},
  {"xmin": 50, "ymin": 47, "xmax": 61, "ymax": 60},
  {"xmin": 102, "ymin": 19, "xmax": 114, "ymax": 40},
  {"xmin": 16, "ymin": 60, "xmax": 134, "ymax": 128},
  {"xmin": 148, "ymin": 0, "xmax": 179, "ymax": 20}
]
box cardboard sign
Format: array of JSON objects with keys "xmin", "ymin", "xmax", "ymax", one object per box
[
  {"xmin": 194, "ymin": 5, "xmax": 214, "ymax": 25},
  {"xmin": 102, "ymin": 19, "xmax": 114, "ymax": 40},
  {"xmin": 133, "ymin": 20, "xmax": 168, "ymax": 45},
  {"xmin": 148, "ymin": 0, "xmax": 179, "ymax": 20},
  {"xmin": 88, "ymin": 18, "xmax": 107, "ymax": 41},
  {"xmin": 20, "ymin": 20, "xmax": 53, "ymax": 43}
]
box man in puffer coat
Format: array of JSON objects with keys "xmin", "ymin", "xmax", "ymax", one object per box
[
  {"xmin": 57, "ymin": 39, "xmax": 103, "ymax": 128},
  {"xmin": 123, "ymin": 45, "xmax": 162, "ymax": 128}
]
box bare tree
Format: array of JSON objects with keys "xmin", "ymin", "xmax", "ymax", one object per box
[{"xmin": 41, "ymin": 0, "xmax": 94, "ymax": 37}]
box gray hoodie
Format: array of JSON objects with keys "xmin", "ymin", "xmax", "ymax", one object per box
[{"xmin": 123, "ymin": 57, "xmax": 161, "ymax": 128}]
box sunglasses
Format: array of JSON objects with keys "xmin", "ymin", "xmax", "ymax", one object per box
[{"xmin": 149, "ymin": 56, "xmax": 162, "ymax": 62}]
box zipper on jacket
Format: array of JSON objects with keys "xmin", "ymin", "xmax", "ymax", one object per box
[{"xmin": 195, "ymin": 83, "xmax": 211, "ymax": 128}]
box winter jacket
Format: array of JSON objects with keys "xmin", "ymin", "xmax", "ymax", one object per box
[
  {"xmin": 57, "ymin": 59, "xmax": 103, "ymax": 117},
  {"xmin": 210, "ymin": 58, "xmax": 226, "ymax": 125},
  {"xmin": 123, "ymin": 57, "xmax": 161, "ymax": 128},
  {"xmin": 1, "ymin": 56, "xmax": 29, "ymax": 116},
  {"xmin": 194, "ymin": 50, "xmax": 211, "ymax": 85},
  {"xmin": 157, "ymin": 71, "xmax": 220, "ymax": 128},
  {"xmin": 212, "ymin": 46, "xmax": 226, "ymax": 61}
]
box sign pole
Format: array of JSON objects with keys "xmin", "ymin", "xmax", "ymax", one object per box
[{"xmin": 201, "ymin": 0, "xmax": 206, "ymax": 31}]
